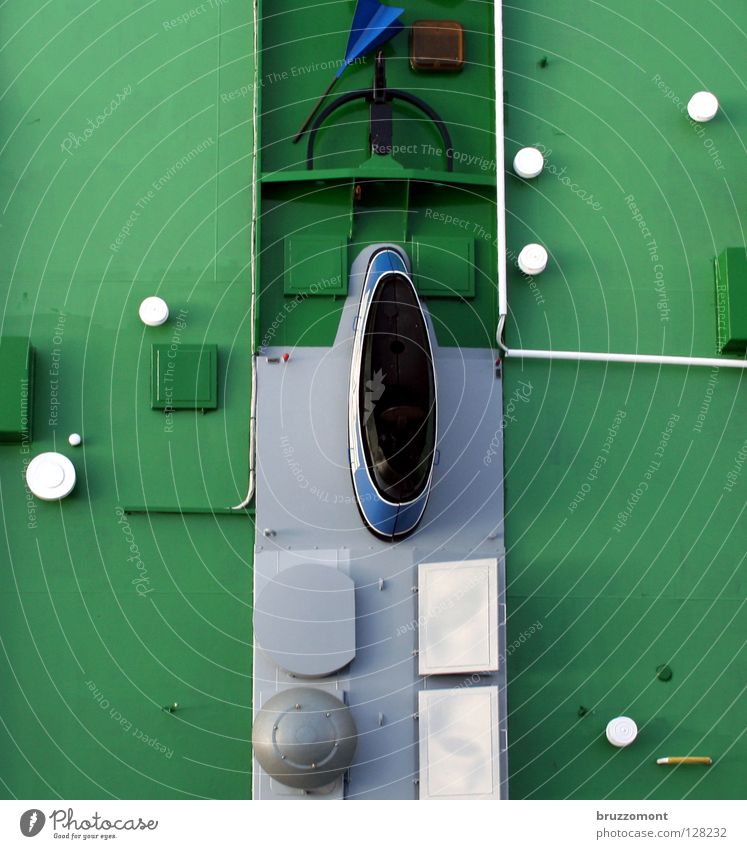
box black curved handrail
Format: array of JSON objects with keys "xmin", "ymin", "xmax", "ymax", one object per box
[
  {"xmin": 305, "ymin": 59, "xmax": 454, "ymax": 172},
  {"xmin": 306, "ymin": 90, "xmax": 368, "ymax": 170}
]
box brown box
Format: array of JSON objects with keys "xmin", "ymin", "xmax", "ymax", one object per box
[{"xmin": 410, "ymin": 20, "xmax": 465, "ymax": 72}]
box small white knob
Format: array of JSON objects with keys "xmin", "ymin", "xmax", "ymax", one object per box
[
  {"xmin": 139, "ymin": 296, "xmax": 169, "ymax": 327},
  {"xmin": 68, "ymin": 433, "xmax": 82, "ymax": 447},
  {"xmin": 513, "ymin": 147, "xmax": 545, "ymax": 179},
  {"xmin": 606, "ymin": 716, "xmax": 638, "ymax": 747},
  {"xmin": 518, "ymin": 243, "xmax": 548, "ymax": 275},
  {"xmin": 687, "ymin": 91, "xmax": 719, "ymax": 123}
]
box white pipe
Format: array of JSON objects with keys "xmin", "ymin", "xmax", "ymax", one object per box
[
  {"xmin": 493, "ymin": 7, "xmax": 746, "ymax": 372},
  {"xmin": 501, "ymin": 345, "xmax": 747, "ymax": 369},
  {"xmin": 232, "ymin": 0, "xmax": 260, "ymax": 510}
]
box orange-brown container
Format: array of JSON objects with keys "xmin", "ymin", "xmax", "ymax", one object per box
[{"xmin": 410, "ymin": 20, "xmax": 465, "ymax": 72}]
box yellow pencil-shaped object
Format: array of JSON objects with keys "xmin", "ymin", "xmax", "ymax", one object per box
[{"xmin": 656, "ymin": 757, "xmax": 712, "ymax": 765}]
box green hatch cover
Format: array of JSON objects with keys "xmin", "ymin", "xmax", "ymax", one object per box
[
  {"xmin": 715, "ymin": 248, "xmax": 747, "ymax": 353},
  {"xmin": 0, "ymin": 337, "xmax": 33, "ymax": 442},
  {"xmin": 151, "ymin": 344, "xmax": 218, "ymax": 410},
  {"xmin": 412, "ymin": 237, "xmax": 475, "ymax": 298},
  {"xmin": 284, "ymin": 235, "xmax": 348, "ymax": 297}
]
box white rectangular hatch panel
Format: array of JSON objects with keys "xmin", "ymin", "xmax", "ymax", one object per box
[
  {"xmin": 418, "ymin": 688, "xmax": 501, "ymax": 800},
  {"xmin": 418, "ymin": 558, "xmax": 498, "ymax": 675}
]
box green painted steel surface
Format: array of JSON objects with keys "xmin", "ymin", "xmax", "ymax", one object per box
[
  {"xmin": 259, "ymin": 0, "xmax": 496, "ymax": 178},
  {"xmin": 0, "ymin": 1, "xmax": 255, "ymax": 799},
  {"xmin": 256, "ymin": 0, "xmax": 499, "ymax": 350},
  {"xmin": 258, "ymin": 180, "xmax": 498, "ymax": 350},
  {"xmin": 503, "ymin": 0, "xmax": 747, "ymax": 800}
]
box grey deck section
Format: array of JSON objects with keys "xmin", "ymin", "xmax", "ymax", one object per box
[{"xmin": 253, "ymin": 277, "xmax": 507, "ymax": 799}]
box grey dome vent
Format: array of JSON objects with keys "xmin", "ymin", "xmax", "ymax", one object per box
[{"xmin": 252, "ymin": 688, "xmax": 357, "ymax": 789}]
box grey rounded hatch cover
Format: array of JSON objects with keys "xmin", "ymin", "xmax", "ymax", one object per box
[
  {"xmin": 252, "ymin": 687, "xmax": 358, "ymax": 789},
  {"xmin": 254, "ymin": 564, "xmax": 356, "ymax": 677}
]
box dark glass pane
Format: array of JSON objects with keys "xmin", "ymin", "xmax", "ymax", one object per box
[{"xmin": 360, "ymin": 273, "xmax": 436, "ymax": 502}]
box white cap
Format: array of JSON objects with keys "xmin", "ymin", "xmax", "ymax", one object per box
[
  {"xmin": 606, "ymin": 716, "xmax": 638, "ymax": 747},
  {"xmin": 139, "ymin": 296, "xmax": 169, "ymax": 327},
  {"xmin": 518, "ymin": 243, "xmax": 548, "ymax": 275},
  {"xmin": 26, "ymin": 452, "xmax": 77, "ymax": 501},
  {"xmin": 68, "ymin": 433, "xmax": 82, "ymax": 447},
  {"xmin": 687, "ymin": 91, "xmax": 719, "ymax": 123},
  {"xmin": 513, "ymin": 147, "xmax": 545, "ymax": 179}
]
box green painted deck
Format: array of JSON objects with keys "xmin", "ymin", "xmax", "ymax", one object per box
[
  {"xmin": 503, "ymin": 0, "xmax": 747, "ymax": 799},
  {"xmin": 257, "ymin": 0, "xmax": 498, "ymax": 350},
  {"xmin": 0, "ymin": 0, "xmax": 745, "ymax": 802},
  {"xmin": 0, "ymin": 1, "xmax": 255, "ymax": 799}
]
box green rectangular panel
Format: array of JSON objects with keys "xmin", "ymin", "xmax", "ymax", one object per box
[
  {"xmin": 151, "ymin": 344, "xmax": 218, "ymax": 410},
  {"xmin": 412, "ymin": 237, "xmax": 475, "ymax": 298},
  {"xmin": 0, "ymin": 337, "xmax": 33, "ymax": 442},
  {"xmin": 715, "ymin": 248, "xmax": 747, "ymax": 353},
  {"xmin": 284, "ymin": 235, "xmax": 348, "ymax": 296}
]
